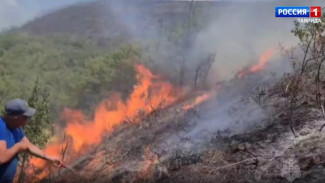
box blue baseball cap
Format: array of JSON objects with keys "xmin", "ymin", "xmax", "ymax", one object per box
[{"xmin": 5, "ymin": 99, "xmax": 36, "ymax": 117}]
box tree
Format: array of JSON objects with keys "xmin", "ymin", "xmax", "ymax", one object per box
[
  {"xmin": 194, "ymin": 53, "xmax": 215, "ymax": 89},
  {"xmin": 281, "ymin": 9, "xmax": 325, "ymax": 136},
  {"xmin": 291, "ymin": 12, "xmax": 325, "ymax": 105}
]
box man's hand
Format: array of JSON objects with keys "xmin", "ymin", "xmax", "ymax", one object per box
[
  {"xmin": 47, "ymin": 156, "xmax": 64, "ymax": 168},
  {"xmin": 17, "ymin": 140, "xmax": 29, "ymax": 151},
  {"xmin": 21, "ymin": 137, "xmax": 64, "ymax": 168}
]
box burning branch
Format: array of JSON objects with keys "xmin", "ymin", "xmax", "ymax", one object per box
[{"xmin": 237, "ymin": 50, "xmax": 273, "ymax": 78}]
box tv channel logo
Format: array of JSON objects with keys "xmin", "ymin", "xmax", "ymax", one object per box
[{"xmin": 275, "ymin": 7, "xmax": 321, "ymax": 18}]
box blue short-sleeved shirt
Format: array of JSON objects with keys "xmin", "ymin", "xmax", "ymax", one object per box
[{"xmin": 0, "ymin": 117, "xmax": 25, "ymax": 183}]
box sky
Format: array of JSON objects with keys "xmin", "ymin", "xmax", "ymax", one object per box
[
  {"xmin": 0, "ymin": 0, "xmax": 283, "ymax": 31},
  {"xmin": 0, "ymin": 0, "xmax": 94, "ymax": 31}
]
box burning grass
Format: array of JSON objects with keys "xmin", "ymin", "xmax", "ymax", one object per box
[
  {"xmin": 25, "ymin": 46, "xmax": 325, "ymax": 183},
  {"xmin": 26, "ymin": 49, "xmax": 277, "ymax": 182}
]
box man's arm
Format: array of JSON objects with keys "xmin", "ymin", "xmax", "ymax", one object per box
[
  {"xmin": 0, "ymin": 140, "xmax": 28, "ymax": 165},
  {"xmin": 21, "ymin": 137, "xmax": 61, "ymax": 165}
]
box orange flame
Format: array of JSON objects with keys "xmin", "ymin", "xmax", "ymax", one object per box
[
  {"xmin": 237, "ymin": 49, "xmax": 273, "ymax": 78},
  {"xmin": 62, "ymin": 65, "xmax": 178, "ymax": 151},
  {"xmin": 28, "ymin": 65, "xmax": 181, "ymax": 180},
  {"xmin": 27, "ymin": 144, "xmax": 61, "ymax": 181},
  {"xmin": 182, "ymin": 91, "xmax": 216, "ymax": 110}
]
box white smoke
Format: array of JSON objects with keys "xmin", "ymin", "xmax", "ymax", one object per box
[
  {"xmin": 102, "ymin": 0, "xmax": 323, "ymax": 85},
  {"xmin": 54, "ymin": 0, "xmax": 322, "ymax": 154}
]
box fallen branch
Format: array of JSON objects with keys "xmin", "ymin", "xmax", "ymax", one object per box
[{"xmin": 213, "ymin": 158, "xmax": 258, "ymax": 171}]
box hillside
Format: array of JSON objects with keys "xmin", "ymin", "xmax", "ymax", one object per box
[
  {"xmin": 20, "ymin": 1, "xmax": 225, "ymax": 39},
  {"xmin": 37, "ymin": 68, "xmax": 325, "ymax": 183}
]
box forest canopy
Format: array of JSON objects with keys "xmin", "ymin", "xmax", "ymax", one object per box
[{"xmin": 0, "ymin": 33, "xmax": 139, "ymax": 118}]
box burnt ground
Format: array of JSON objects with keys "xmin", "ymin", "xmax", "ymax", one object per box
[{"xmin": 39, "ymin": 73, "xmax": 325, "ymax": 183}]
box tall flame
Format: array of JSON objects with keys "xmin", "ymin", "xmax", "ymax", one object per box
[
  {"xmin": 237, "ymin": 49, "xmax": 273, "ymax": 78},
  {"xmin": 62, "ymin": 65, "xmax": 178, "ymax": 151}
]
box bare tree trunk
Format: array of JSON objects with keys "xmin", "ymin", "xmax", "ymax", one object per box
[
  {"xmin": 289, "ymin": 100, "xmax": 298, "ymax": 138},
  {"xmin": 194, "ymin": 65, "xmax": 201, "ymax": 88},
  {"xmin": 187, "ymin": 0, "xmax": 194, "ymax": 35},
  {"xmin": 300, "ymin": 35, "xmax": 314, "ymax": 75},
  {"xmin": 315, "ymin": 59, "xmax": 324, "ymax": 104},
  {"xmin": 287, "ymin": 75, "xmax": 300, "ymax": 138},
  {"xmin": 316, "ymin": 64, "xmax": 321, "ymax": 104},
  {"xmin": 179, "ymin": 0, "xmax": 194, "ymax": 87},
  {"xmin": 201, "ymin": 54, "xmax": 215, "ymax": 88},
  {"xmin": 319, "ymin": 103, "xmax": 325, "ymax": 131}
]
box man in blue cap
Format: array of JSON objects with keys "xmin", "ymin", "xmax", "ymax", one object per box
[{"xmin": 0, "ymin": 99, "xmax": 62, "ymax": 183}]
